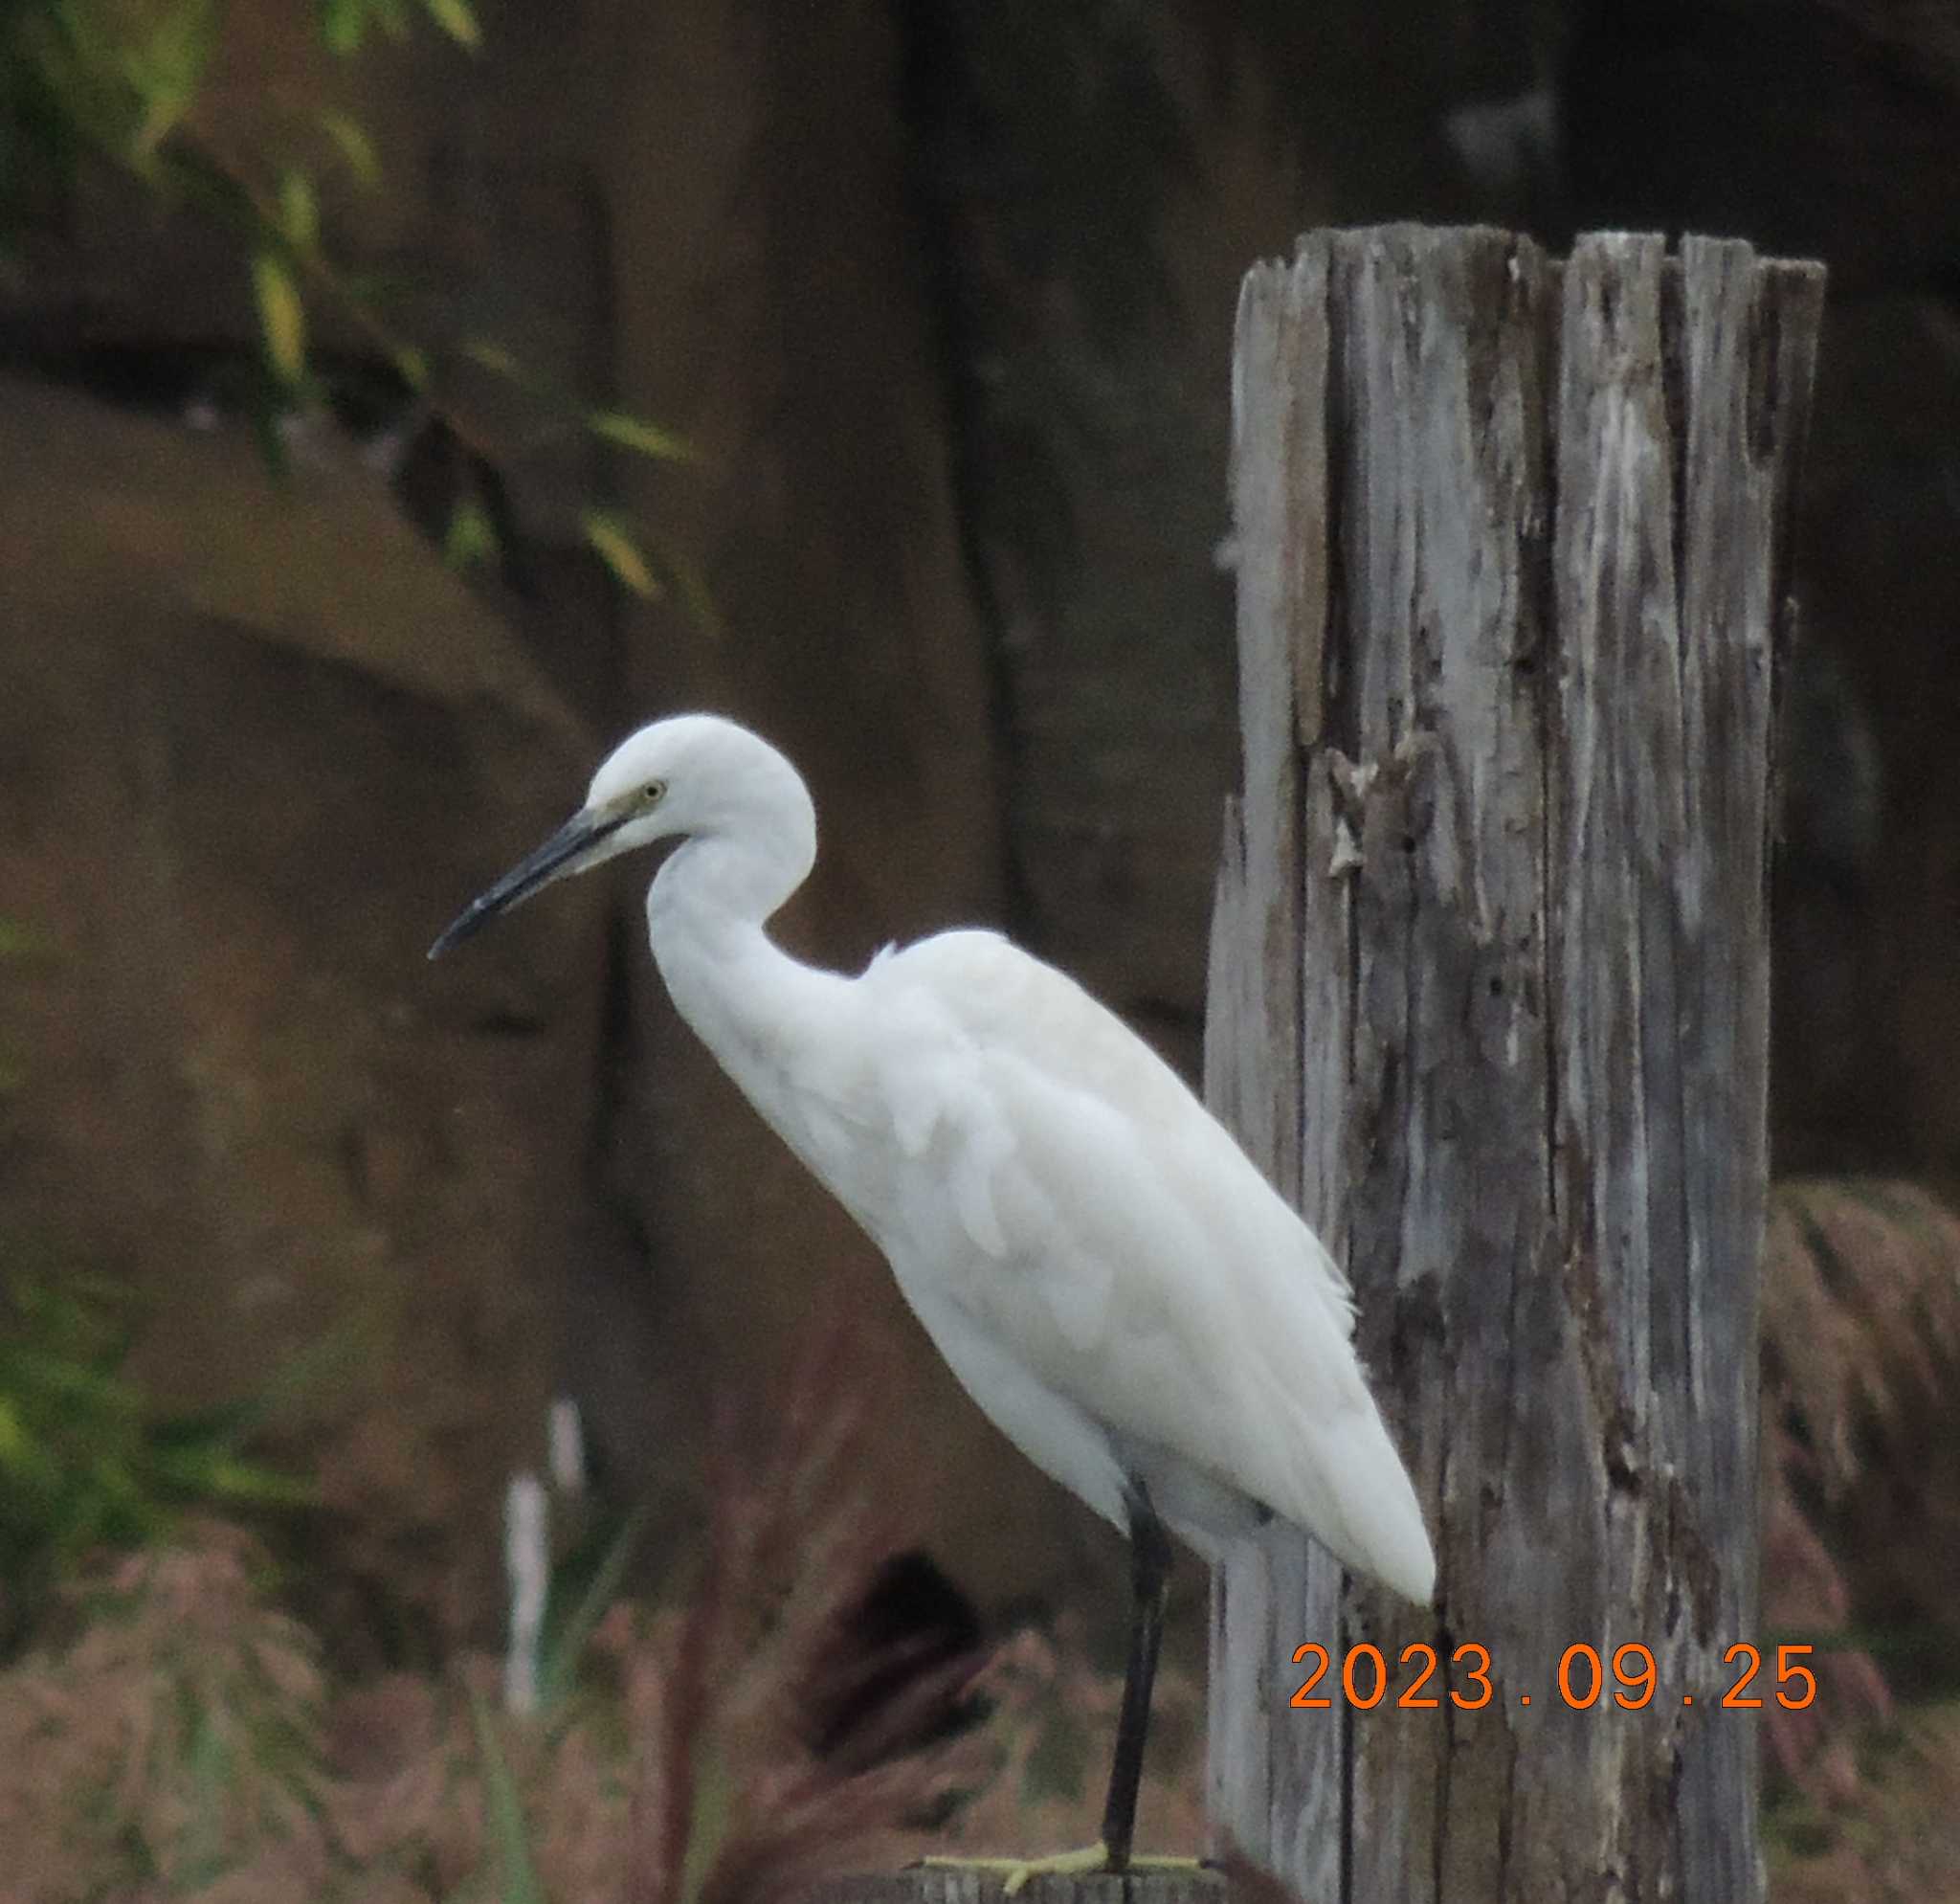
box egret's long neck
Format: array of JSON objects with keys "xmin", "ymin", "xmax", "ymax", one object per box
[{"xmin": 643, "ymin": 800, "xmax": 852, "ymax": 1120}]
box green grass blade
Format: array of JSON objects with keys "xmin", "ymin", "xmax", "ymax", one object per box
[
  {"xmin": 468, "ymin": 1683, "xmax": 548, "ymax": 1904},
  {"xmin": 539, "ymin": 1500, "xmax": 650, "ymax": 1709}
]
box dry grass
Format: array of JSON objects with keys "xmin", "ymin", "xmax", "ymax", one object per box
[
  {"xmin": 1767, "ymin": 1700, "xmax": 1960, "ymax": 1904},
  {"xmin": 0, "ymin": 1534, "xmax": 1199, "ymax": 1904},
  {"xmin": 609, "ymin": 1324, "xmax": 995, "ymax": 1904},
  {"xmin": 1759, "ymin": 1177, "xmax": 1960, "ymax": 1901},
  {"xmin": 0, "ymin": 1318, "xmax": 1212, "ymax": 1903},
  {"xmin": 1761, "ymin": 1179, "xmax": 1960, "ymax": 1794},
  {"xmin": 936, "ymin": 1611, "xmax": 1204, "ymax": 1862},
  {"xmin": 0, "ymin": 1519, "xmax": 337, "ymax": 1904},
  {"xmin": 1764, "ymin": 1179, "xmax": 1960, "ymax": 1533}
]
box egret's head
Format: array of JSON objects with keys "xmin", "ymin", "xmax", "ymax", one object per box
[{"xmin": 428, "ymin": 714, "xmax": 808, "ymax": 957}]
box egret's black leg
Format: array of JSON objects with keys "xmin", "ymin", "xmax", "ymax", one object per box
[{"xmin": 1102, "ymin": 1484, "xmax": 1174, "ymax": 1872}]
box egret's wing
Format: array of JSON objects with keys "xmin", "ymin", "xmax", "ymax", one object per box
[{"xmin": 858, "ymin": 931, "xmax": 1432, "ymax": 1600}]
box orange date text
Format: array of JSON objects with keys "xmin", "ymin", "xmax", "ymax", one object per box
[{"xmin": 1285, "ymin": 1641, "xmax": 1816, "ymax": 1713}]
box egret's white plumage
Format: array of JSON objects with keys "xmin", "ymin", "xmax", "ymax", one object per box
[{"xmin": 430, "ymin": 711, "xmax": 1435, "ymax": 1873}]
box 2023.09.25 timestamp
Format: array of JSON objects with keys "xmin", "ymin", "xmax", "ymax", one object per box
[{"xmin": 1288, "ymin": 1641, "xmax": 1817, "ymax": 1713}]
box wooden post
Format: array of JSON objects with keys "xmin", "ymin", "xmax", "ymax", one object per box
[
  {"xmin": 812, "ymin": 1878, "xmax": 1227, "ymax": 1904},
  {"xmin": 1207, "ymin": 226, "xmax": 1824, "ymax": 1901}
]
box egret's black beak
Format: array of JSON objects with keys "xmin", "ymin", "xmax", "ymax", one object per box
[{"xmin": 428, "ymin": 807, "xmax": 627, "ymax": 958}]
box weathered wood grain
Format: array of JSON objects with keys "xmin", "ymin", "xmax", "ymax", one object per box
[
  {"xmin": 1207, "ymin": 226, "xmax": 1824, "ymax": 1903},
  {"xmin": 803, "ymin": 1871, "xmax": 1232, "ymax": 1904},
  {"xmin": 1203, "ymin": 253, "xmax": 1330, "ymax": 1893}
]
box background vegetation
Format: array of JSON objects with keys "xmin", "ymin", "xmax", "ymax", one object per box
[{"xmin": 5, "ymin": 0, "xmax": 1960, "ymax": 1896}]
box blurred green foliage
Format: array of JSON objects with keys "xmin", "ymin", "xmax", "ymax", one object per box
[
  {"xmin": 469, "ymin": 1683, "xmax": 552, "ymax": 1904},
  {"xmin": 0, "ymin": 0, "xmax": 693, "ymax": 601},
  {"xmin": 536, "ymin": 1497, "xmax": 651, "ymax": 1712},
  {"xmin": 0, "ymin": 916, "xmax": 308, "ymax": 1656},
  {"xmin": 0, "ymin": 1268, "xmax": 314, "ymax": 1658},
  {"xmin": 0, "ymin": 0, "xmax": 475, "ymax": 235}
]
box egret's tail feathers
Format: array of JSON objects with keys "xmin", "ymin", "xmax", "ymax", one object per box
[
  {"xmin": 1346, "ymin": 1476, "xmax": 1437, "ymax": 1603},
  {"xmin": 1276, "ymin": 1405, "xmax": 1436, "ymax": 1605}
]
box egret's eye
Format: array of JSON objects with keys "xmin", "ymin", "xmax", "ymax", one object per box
[{"xmin": 640, "ymin": 780, "xmax": 666, "ymax": 806}]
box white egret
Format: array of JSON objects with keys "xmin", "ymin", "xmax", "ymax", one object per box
[{"xmin": 430, "ymin": 713, "xmax": 1435, "ymax": 1885}]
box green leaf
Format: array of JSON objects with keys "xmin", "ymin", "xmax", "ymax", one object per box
[
  {"xmin": 587, "ymin": 408, "xmax": 693, "ymax": 462},
  {"xmin": 129, "ymin": 91, "xmax": 190, "ymax": 165},
  {"xmin": 443, "ymin": 498, "xmax": 499, "ymax": 571},
  {"xmin": 539, "ymin": 1502, "xmax": 650, "ymax": 1708},
  {"xmin": 149, "ymin": 1398, "xmax": 262, "ymax": 1447},
  {"xmin": 251, "ymin": 251, "xmax": 306, "ymax": 383},
  {"xmin": 469, "ymin": 1688, "xmax": 548, "ymax": 1904},
  {"xmin": 278, "ymin": 168, "xmax": 318, "ymax": 249},
  {"xmin": 151, "ymin": 1449, "xmax": 317, "ymax": 1507},
  {"xmin": 582, "ymin": 511, "xmax": 659, "ymax": 598},
  {"xmin": 316, "ymin": 108, "xmax": 381, "ymax": 187},
  {"xmin": 390, "ymin": 343, "xmax": 429, "ymax": 391},
  {"xmin": 4, "ymin": 1348, "xmax": 140, "ymax": 1411},
  {"xmin": 319, "ymin": 0, "xmax": 368, "ymax": 56},
  {"xmin": 183, "ymin": 1707, "xmax": 232, "ymax": 1885},
  {"xmin": 123, "ymin": 0, "xmax": 222, "ymax": 159},
  {"xmin": 421, "ymin": 0, "xmax": 481, "ymax": 51},
  {"xmin": 0, "ymin": 1397, "xmax": 33, "ymax": 1469},
  {"xmin": 679, "ymin": 1737, "xmax": 734, "ymax": 1904},
  {"xmin": 321, "ymin": 0, "xmax": 415, "ymax": 51},
  {"xmin": 462, "ymin": 336, "xmax": 522, "ymax": 379}
]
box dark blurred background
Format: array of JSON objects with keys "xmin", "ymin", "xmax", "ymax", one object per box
[{"xmin": 3, "ymin": 0, "xmax": 1958, "ymax": 1743}]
